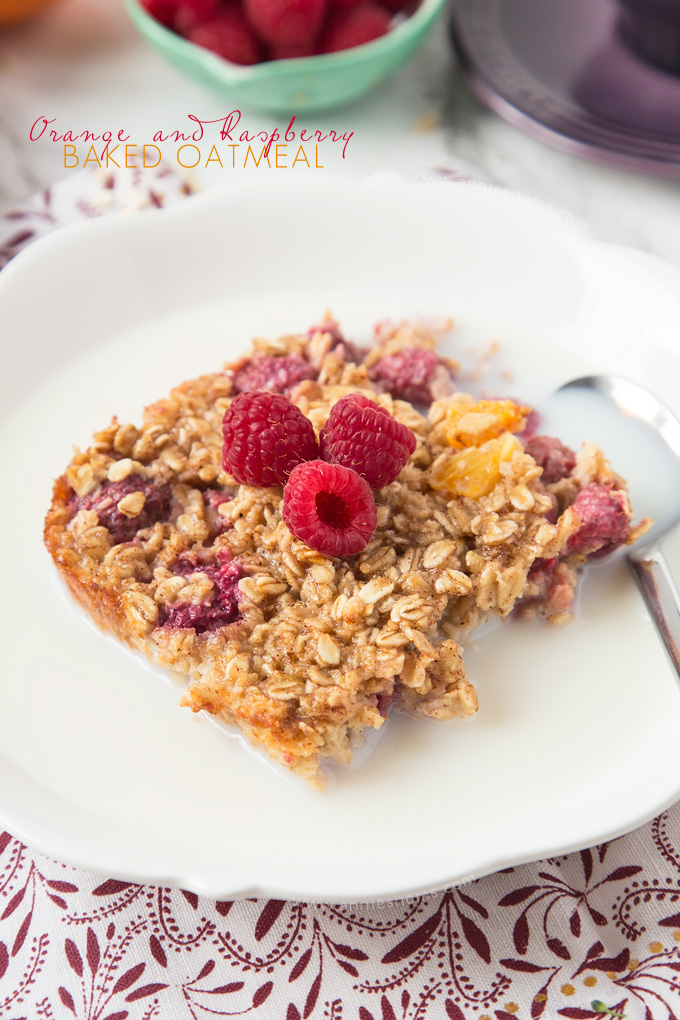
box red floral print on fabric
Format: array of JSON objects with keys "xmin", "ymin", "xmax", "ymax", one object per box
[{"xmin": 3, "ymin": 810, "xmax": 680, "ymax": 1017}]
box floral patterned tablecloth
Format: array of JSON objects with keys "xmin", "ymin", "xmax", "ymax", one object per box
[
  {"xmin": 3, "ymin": 813, "xmax": 680, "ymax": 1020},
  {"xmin": 2, "ymin": 169, "xmax": 680, "ymax": 1020}
]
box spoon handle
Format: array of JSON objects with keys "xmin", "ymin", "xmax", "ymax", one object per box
[{"xmin": 629, "ymin": 546, "xmax": 680, "ymax": 679}]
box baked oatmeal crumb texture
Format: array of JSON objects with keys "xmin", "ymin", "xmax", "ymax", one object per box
[{"xmin": 44, "ymin": 316, "xmax": 649, "ymax": 787}]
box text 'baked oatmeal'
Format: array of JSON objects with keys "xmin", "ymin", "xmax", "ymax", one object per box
[{"xmin": 44, "ymin": 316, "xmax": 651, "ymax": 787}]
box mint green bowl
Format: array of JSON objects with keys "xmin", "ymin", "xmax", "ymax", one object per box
[{"xmin": 123, "ymin": 0, "xmax": 447, "ymax": 113}]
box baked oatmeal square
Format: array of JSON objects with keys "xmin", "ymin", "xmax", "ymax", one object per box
[{"xmin": 44, "ymin": 315, "xmax": 649, "ymax": 787}]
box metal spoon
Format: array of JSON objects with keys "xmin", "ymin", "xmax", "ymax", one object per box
[{"xmin": 557, "ymin": 375, "xmax": 680, "ymax": 678}]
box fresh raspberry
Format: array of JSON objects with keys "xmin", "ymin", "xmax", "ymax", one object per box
[
  {"xmin": 369, "ymin": 347, "xmax": 454, "ymax": 405},
  {"xmin": 174, "ymin": 0, "xmax": 221, "ymax": 33},
  {"xmin": 320, "ymin": 4, "xmax": 392, "ymax": 52},
  {"xmin": 186, "ymin": 8, "xmax": 264, "ymax": 63},
  {"xmin": 244, "ymin": 0, "xmax": 327, "ymax": 48},
  {"xmin": 232, "ymin": 353, "xmax": 317, "ymax": 395},
  {"xmin": 525, "ymin": 435, "xmax": 576, "ymax": 484},
  {"xmin": 320, "ymin": 394, "xmax": 416, "ymax": 488},
  {"xmin": 158, "ymin": 559, "xmax": 243, "ymax": 633},
  {"xmin": 567, "ymin": 484, "xmax": 630, "ymax": 557},
  {"xmin": 140, "ymin": 0, "xmax": 179, "ymax": 28},
  {"xmin": 222, "ymin": 391, "xmax": 319, "ymax": 487},
  {"xmin": 283, "ymin": 460, "xmax": 377, "ymax": 556},
  {"xmin": 70, "ymin": 475, "xmax": 172, "ymax": 545}
]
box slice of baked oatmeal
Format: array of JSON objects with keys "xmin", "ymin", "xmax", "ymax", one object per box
[{"xmin": 44, "ymin": 316, "xmax": 649, "ymax": 787}]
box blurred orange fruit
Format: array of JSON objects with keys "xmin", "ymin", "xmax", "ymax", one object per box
[{"xmin": 0, "ymin": 0, "xmax": 58, "ymax": 25}]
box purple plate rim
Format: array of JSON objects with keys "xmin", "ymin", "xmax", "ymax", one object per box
[{"xmin": 449, "ymin": 0, "xmax": 680, "ymax": 178}]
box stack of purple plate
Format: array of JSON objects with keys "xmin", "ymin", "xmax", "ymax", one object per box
[{"xmin": 449, "ymin": 0, "xmax": 680, "ymax": 176}]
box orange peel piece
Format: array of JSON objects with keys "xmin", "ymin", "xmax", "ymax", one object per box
[
  {"xmin": 432, "ymin": 433, "xmax": 523, "ymax": 499},
  {"xmin": 445, "ymin": 399, "xmax": 530, "ymax": 450}
]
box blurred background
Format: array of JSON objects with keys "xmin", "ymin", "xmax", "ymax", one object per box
[{"xmin": 0, "ymin": 0, "xmax": 679, "ymax": 262}]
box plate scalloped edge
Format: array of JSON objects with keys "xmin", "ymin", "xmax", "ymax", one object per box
[{"xmin": 1, "ymin": 176, "xmax": 680, "ymax": 902}]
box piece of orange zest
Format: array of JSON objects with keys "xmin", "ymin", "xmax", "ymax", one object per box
[
  {"xmin": 445, "ymin": 399, "xmax": 530, "ymax": 450},
  {"xmin": 432, "ymin": 433, "xmax": 523, "ymax": 499}
]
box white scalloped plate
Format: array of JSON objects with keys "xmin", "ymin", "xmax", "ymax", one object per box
[{"xmin": 1, "ymin": 177, "xmax": 679, "ymax": 902}]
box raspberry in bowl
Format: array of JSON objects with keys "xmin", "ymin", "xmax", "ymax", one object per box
[{"xmin": 122, "ymin": 0, "xmax": 448, "ymax": 112}]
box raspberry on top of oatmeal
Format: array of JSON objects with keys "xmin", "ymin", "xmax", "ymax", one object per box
[{"xmin": 44, "ymin": 314, "xmax": 650, "ymax": 787}]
